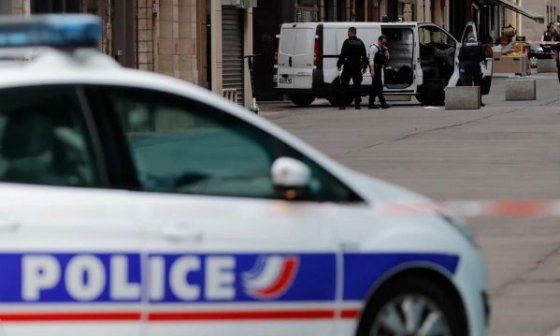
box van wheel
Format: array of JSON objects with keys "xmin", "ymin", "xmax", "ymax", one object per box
[
  {"xmin": 327, "ymin": 95, "xmax": 353, "ymax": 107},
  {"xmin": 289, "ymin": 94, "xmax": 315, "ymax": 107},
  {"xmin": 416, "ymin": 87, "xmax": 445, "ymax": 106},
  {"xmin": 357, "ymin": 277, "xmax": 467, "ymax": 336}
]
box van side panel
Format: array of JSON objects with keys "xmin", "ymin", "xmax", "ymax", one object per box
[{"xmin": 323, "ymin": 27, "xmax": 381, "ymax": 86}]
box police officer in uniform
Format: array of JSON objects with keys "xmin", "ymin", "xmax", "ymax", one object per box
[
  {"xmin": 542, "ymin": 23, "xmax": 559, "ymax": 42},
  {"xmin": 337, "ymin": 27, "xmax": 368, "ymax": 110},
  {"xmin": 368, "ymin": 35, "xmax": 390, "ymax": 109},
  {"xmin": 458, "ymin": 36, "xmax": 486, "ymax": 106}
]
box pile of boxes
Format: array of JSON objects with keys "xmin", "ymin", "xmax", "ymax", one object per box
[
  {"xmin": 492, "ymin": 41, "xmax": 531, "ymax": 75},
  {"xmin": 493, "ymin": 51, "xmax": 530, "ymax": 75}
]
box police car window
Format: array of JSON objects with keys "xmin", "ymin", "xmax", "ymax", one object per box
[
  {"xmin": 105, "ymin": 87, "xmax": 359, "ymax": 202},
  {"xmin": 0, "ymin": 86, "xmax": 100, "ymax": 187}
]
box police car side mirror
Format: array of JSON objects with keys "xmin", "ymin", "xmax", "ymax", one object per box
[{"xmin": 271, "ymin": 157, "xmax": 311, "ymax": 201}]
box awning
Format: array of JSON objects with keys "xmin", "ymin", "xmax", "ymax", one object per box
[{"xmin": 488, "ymin": 0, "xmax": 544, "ymax": 23}]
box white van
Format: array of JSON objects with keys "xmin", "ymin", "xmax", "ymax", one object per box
[{"xmin": 275, "ymin": 21, "xmax": 493, "ymax": 106}]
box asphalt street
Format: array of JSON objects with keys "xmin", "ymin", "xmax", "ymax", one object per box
[{"xmin": 261, "ymin": 74, "xmax": 560, "ymax": 336}]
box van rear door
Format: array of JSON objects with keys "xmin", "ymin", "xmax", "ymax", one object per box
[
  {"xmin": 292, "ymin": 26, "xmax": 316, "ymax": 89},
  {"xmin": 278, "ymin": 25, "xmax": 316, "ymax": 90},
  {"xmin": 381, "ymin": 24, "xmax": 419, "ymax": 93},
  {"xmin": 278, "ymin": 25, "xmax": 296, "ymax": 89}
]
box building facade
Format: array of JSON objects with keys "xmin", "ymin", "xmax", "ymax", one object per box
[
  {"xmin": 0, "ymin": 0, "xmax": 255, "ymax": 107},
  {"xmin": 470, "ymin": 0, "xmax": 546, "ymax": 44},
  {"xmin": 521, "ymin": 0, "xmax": 559, "ymax": 41}
]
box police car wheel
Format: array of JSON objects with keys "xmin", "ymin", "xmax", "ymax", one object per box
[
  {"xmin": 359, "ymin": 277, "xmax": 467, "ymax": 336},
  {"xmin": 289, "ymin": 94, "xmax": 315, "ymax": 107}
]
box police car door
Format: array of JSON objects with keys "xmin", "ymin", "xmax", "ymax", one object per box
[
  {"xmin": 0, "ymin": 85, "xmax": 143, "ymax": 336},
  {"xmin": 101, "ymin": 87, "xmax": 343, "ymax": 336},
  {"xmin": 461, "ymin": 22, "xmax": 493, "ymax": 94}
]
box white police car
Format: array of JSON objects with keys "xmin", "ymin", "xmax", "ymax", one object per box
[{"xmin": 0, "ymin": 15, "xmax": 488, "ymax": 336}]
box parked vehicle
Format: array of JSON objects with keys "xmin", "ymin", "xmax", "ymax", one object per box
[
  {"xmin": 0, "ymin": 14, "xmax": 489, "ymax": 336},
  {"xmin": 275, "ymin": 21, "xmax": 493, "ymax": 107},
  {"xmin": 528, "ymin": 43, "xmax": 554, "ymax": 67}
]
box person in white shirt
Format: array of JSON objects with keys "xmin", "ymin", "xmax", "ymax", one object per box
[{"xmin": 368, "ymin": 35, "xmax": 390, "ymax": 109}]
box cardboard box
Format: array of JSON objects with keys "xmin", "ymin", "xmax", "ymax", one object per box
[{"xmin": 494, "ymin": 55, "xmax": 529, "ymax": 74}]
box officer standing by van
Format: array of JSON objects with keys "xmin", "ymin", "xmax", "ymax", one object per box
[
  {"xmin": 368, "ymin": 35, "xmax": 390, "ymax": 109},
  {"xmin": 337, "ymin": 27, "xmax": 368, "ymax": 110},
  {"xmin": 458, "ymin": 36, "xmax": 486, "ymax": 106}
]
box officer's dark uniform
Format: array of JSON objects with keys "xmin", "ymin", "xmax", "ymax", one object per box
[
  {"xmin": 337, "ymin": 36, "xmax": 368, "ymax": 109},
  {"xmin": 458, "ymin": 40, "xmax": 486, "ymax": 87},
  {"xmin": 369, "ymin": 44, "xmax": 388, "ymax": 108},
  {"xmin": 543, "ymin": 30, "xmax": 555, "ymax": 42}
]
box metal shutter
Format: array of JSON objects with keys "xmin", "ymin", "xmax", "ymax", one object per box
[{"xmin": 222, "ymin": 6, "xmax": 244, "ymax": 105}]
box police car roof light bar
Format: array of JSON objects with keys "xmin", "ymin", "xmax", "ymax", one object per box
[{"xmin": 0, "ymin": 14, "xmax": 101, "ymax": 49}]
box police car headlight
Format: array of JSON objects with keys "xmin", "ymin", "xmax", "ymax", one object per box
[{"xmin": 441, "ymin": 213, "xmax": 477, "ymax": 247}]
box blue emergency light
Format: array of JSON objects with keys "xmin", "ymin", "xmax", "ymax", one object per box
[{"xmin": 0, "ymin": 14, "xmax": 100, "ymax": 48}]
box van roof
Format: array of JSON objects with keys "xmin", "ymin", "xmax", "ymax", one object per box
[{"xmin": 281, "ymin": 22, "xmax": 418, "ymax": 29}]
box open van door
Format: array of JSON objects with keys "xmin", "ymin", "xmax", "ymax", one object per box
[
  {"xmin": 380, "ymin": 24, "xmax": 420, "ymax": 94},
  {"xmin": 460, "ymin": 22, "xmax": 493, "ymax": 94}
]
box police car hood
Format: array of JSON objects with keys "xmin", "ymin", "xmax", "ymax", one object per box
[{"xmin": 345, "ymin": 169, "xmax": 430, "ymax": 205}]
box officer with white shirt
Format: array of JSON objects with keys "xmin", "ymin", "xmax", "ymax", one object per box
[{"xmin": 368, "ymin": 35, "xmax": 390, "ymax": 109}]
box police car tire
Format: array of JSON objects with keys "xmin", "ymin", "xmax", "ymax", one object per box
[
  {"xmin": 357, "ymin": 276, "xmax": 468, "ymax": 336},
  {"xmin": 289, "ymin": 94, "xmax": 315, "ymax": 107}
]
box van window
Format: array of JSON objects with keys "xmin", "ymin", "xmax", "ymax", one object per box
[{"xmin": 420, "ymin": 26, "xmax": 456, "ymax": 47}]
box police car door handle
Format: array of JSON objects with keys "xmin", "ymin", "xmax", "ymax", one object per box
[{"xmin": 161, "ymin": 223, "xmax": 204, "ymax": 243}]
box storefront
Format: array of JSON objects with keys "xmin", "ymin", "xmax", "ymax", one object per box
[{"xmin": 480, "ymin": 0, "xmax": 544, "ymax": 43}]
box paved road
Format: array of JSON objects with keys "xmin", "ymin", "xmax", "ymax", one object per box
[{"xmin": 261, "ymin": 74, "xmax": 560, "ymax": 336}]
